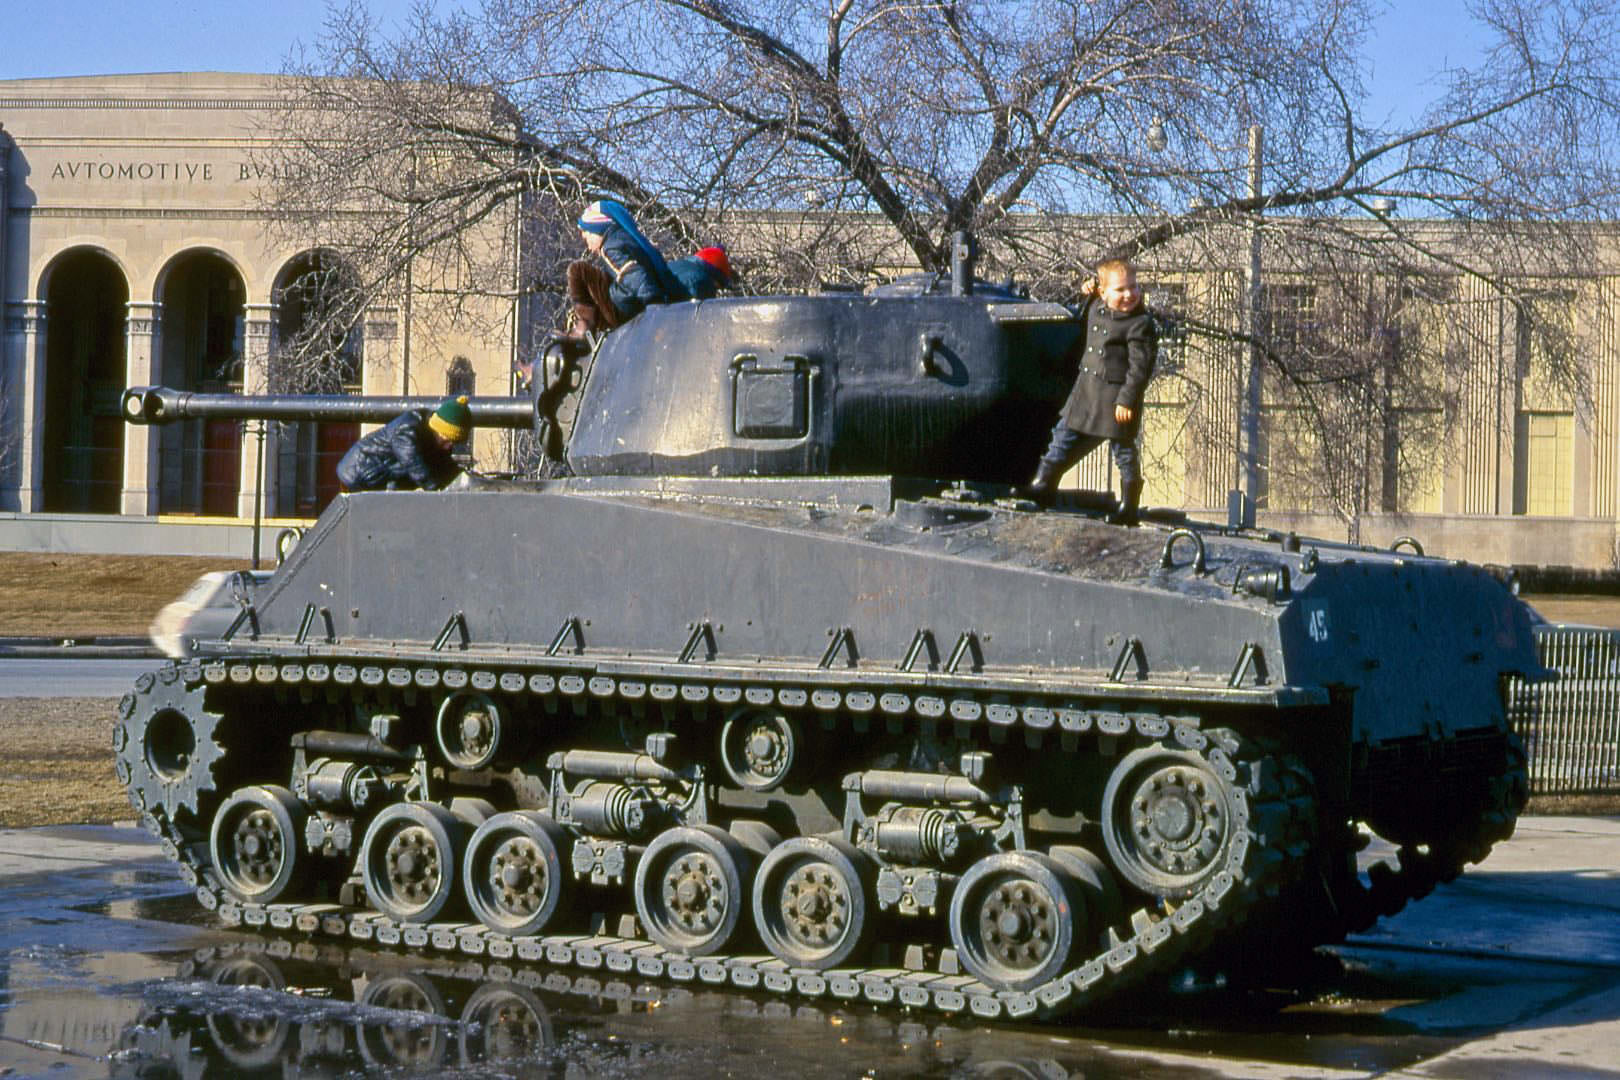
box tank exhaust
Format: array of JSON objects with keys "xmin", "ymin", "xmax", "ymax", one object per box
[{"xmin": 950, "ymin": 231, "xmax": 977, "ymax": 297}]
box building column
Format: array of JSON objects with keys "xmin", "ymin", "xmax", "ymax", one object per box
[
  {"xmin": 359, "ymin": 309, "xmax": 399, "ymax": 437},
  {"xmin": 121, "ymin": 301, "xmax": 162, "ymax": 515},
  {"xmin": 236, "ymin": 304, "xmax": 275, "ymax": 519},
  {"xmin": 4, "ymin": 301, "xmax": 48, "ymax": 512}
]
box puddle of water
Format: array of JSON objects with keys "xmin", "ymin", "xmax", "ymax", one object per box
[{"xmin": 2, "ymin": 942, "xmax": 1500, "ymax": 1080}]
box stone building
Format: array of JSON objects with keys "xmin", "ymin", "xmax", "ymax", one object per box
[{"xmin": 0, "ymin": 73, "xmax": 524, "ymax": 554}]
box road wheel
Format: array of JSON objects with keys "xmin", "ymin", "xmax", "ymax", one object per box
[
  {"xmin": 949, "ymin": 851, "xmax": 1085, "ymax": 991},
  {"xmin": 633, "ymin": 824, "xmax": 751, "ymax": 955},
  {"xmin": 753, "ymin": 836, "xmax": 875, "ymax": 969},
  {"xmin": 463, "ymin": 811, "xmax": 572, "ymax": 936},
  {"xmin": 1101, "ymin": 743, "xmax": 1237, "ymax": 898},
  {"xmin": 360, "ymin": 802, "xmax": 470, "ymax": 923},
  {"xmin": 210, "ymin": 784, "xmax": 308, "ymax": 904}
]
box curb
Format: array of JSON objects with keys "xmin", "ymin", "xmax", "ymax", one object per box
[
  {"xmin": 0, "ymin": 647, "xmax": 162, "ymax": 659},
  {"xmin": 0, "ymin": 636, "xmax": 162, "ymax": 660},
  {"xmin": 0, "ymin": 635, "xmax": 150, "ymax": 647}
]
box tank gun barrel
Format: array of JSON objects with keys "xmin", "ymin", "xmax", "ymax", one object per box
[{"xmin": 120, "ymin": 385, "xmax": 537, "ymax": 428}]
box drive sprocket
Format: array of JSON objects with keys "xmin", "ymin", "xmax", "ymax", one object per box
[{"xmin": 114, "ymin": 666, "xmax": 227, "ymax": 821}]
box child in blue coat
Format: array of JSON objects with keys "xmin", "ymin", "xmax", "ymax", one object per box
[{"xmin": 567, "ymin": 199, "xmax": 683, "ymax": 331}]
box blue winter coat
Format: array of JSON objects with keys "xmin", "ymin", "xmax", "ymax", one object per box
[
  {"xmin": 335, "ymin": 410, "xmax": 459, "ymax": 492},
  {"xmin": 600, "ymin": 226, "xmax": 681, "ymax": 321},
  {"xmin": 669, "ymin": 256, "xmax": 727, "ymax": 300}
]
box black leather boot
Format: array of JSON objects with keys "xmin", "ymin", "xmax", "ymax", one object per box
[
  {"xmin": 1108, "ymin": 480, "xmax": 1144, "ymax": 526},
  {"xmin": 1018, "ymin": 460, "xmax": 1062, "ymax": 504}
]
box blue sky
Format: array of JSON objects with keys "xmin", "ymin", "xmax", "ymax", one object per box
[{"xmin": 1, "ymin": 0, "xmax": 1489, "ymax": 129}]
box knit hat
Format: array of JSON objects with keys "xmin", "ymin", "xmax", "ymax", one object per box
[
  {"xmin": 696, "ymin": 246, "xmax": 734, "ymax": 283},
  {"xmin": 578, "ymin": 201, "xmax": 614, "ymax": 234},
  {"xmin": 428, "ymin": 395, "xmax": 471, "ymax": 442},
  {"xmin": 578, "ymin": 198, "xmax": 682, "ymax": 297}
]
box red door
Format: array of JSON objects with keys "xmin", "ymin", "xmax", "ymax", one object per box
[
  {"xmin": 202, "ymin": 420, "xmax": 241, "ymax": 516},
  {"xmin": 312, "ymin": 422, "xmax": 359, "ymax": 513}
]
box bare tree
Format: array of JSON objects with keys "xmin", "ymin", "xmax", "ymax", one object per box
[{"xmin": 257, "ymin": 0, "xmax": 1620, "ymax": 496}]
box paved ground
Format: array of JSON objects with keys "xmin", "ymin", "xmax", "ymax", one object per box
[
  {"xmin": 1, "ymin": 817, "xmax": 1618, "ymax": 1078},
  {"xmin": 0, "ymin": 659, "xmax": 157, "ymax": 698}
]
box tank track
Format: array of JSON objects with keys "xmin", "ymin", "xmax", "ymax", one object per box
[
  {"xmin": 1315, "ymin": 733, "xmax": 1528, "ymax": 940},
  {"xmin": 1205, "ymin": 738, "xmax": 1528, "ymax": 976},
  {"xmin": 120, "ymin": 656, "xmax": 1315, "ymax": 1022}
]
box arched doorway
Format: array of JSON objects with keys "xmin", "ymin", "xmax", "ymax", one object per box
[
  {"xmin": 156, "ymin": 251, "xmax": 245, "ymax": 515},
  {"xmin": 42, "ymin": 249, "xmax": 128, "ymax": 512},
  {"xmin": 271, "ymin": 251, "xmax": 364, "ymax": 516}
]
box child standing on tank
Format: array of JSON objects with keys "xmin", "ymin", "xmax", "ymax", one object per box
[{"xmin": 1023, "ymin": 258, "xmax": 1158, "ymax": 525}]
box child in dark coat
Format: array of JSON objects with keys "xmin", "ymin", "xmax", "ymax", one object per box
[
  {"xmin": 336, "ymin": 396, "xmax": 469, "ymax": 492},
  {"xmin": 1025, "ymin": 259, "xmax": 1158, "ymax": 524}
]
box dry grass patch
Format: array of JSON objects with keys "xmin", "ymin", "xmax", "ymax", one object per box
[
  {"xmin": 0, "ymin": 552, "xmax": 251, "ymax": 637},
  {"xmin": 0, "ymin": 697, "xmax": 128, "ymax": 826}
]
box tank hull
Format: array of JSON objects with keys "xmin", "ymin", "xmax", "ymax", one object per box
[{"xmin": 114, "ymin": 476, "xmax": 1533, "ymax": 1019}]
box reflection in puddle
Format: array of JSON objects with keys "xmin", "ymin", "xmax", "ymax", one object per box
[
  {"xmin": 71, "ymin": 890, "xmax": 225, "ymax": 927},
  {"xmin": 101, "ymin": 942, "xmax": 1494, "ymax": 1079},
  {"xmin": 117, "ymin": 947, "xmax": 637, "ymax": 1075}
]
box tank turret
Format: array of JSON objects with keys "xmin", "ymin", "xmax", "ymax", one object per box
[
  {"xmin": 108, "ymin": 264, "xmax": 1537, "ymax": 1022},
  {"xmin": 125, "ymin": 234, "xmax": 1080, "ymax": 484}
]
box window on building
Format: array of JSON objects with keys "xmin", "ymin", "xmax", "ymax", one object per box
[
  {"xmin": 445, "ymin": 357, "xmax": 477, "ymax": 457},
  {"xmin": 1262, "ymin": 284, "xmax": 1317, "ymax": 360},
  {"xmin": 1511, "ymin": 289, "xmax": 1575, "ymax": 517},
  {"xmin": 273, "ymin": 251, "xmax": 363, "ymax": 393},
  {"xmin": 447, "ymin": 356, "xmax": 476, "ymax": 398},
  {"xmin": 1150, "ymin": 283, "xmax": 1189, "ymax": 377},
  {"xmin": 1514, "ymin": 411, "xmax": 1573, "ymax": 516}
]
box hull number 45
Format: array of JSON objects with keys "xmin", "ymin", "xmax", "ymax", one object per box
[{"xmin": 1306, "ymin": 604, "xmax": 1330, "ymax": 643}]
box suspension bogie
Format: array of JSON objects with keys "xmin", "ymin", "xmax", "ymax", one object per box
[
  {"xmin": 541, "ymin": 734, "xmax": 706, "ymax": 888},
  {"xmin": 838, "ymin": 752, "xmax": 1026, "ymax": 919},
  {"xmin": 287, "ymin": 727, "xmax": 430, "ymax": 860}
]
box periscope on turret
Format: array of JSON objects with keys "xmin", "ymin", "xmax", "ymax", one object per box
[{"xmin": 111, "ymin": 253, "xmax": 1536, "ymax": 1020}]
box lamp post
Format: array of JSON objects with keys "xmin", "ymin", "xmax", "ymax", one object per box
[
  {"xmin": 1231, "ymin": 123, "xmax": 1264, "ymax": 529},
  {"xmin": 249, "ymin": 418, "xmax": 267, "ymax": 570}
]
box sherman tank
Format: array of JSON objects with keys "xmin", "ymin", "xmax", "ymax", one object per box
[{"xmin": 114, "ymin": 250, "xmax": 1535, "ymax": 1021}]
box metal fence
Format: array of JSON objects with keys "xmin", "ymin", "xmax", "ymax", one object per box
[{"xmin": 1507, "ymin": 626, "xmax": 1620, "ymax": 796}]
